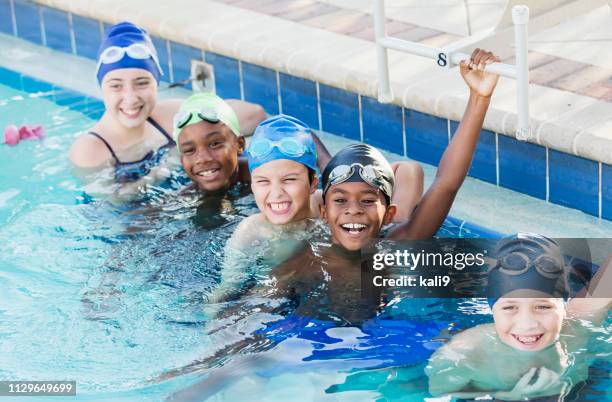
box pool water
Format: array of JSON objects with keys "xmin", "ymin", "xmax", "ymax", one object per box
[{"xmin": 0, "ymin": 76, "xmax": 610, "ymax": 402}]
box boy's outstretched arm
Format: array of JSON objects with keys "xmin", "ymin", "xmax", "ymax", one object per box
[
  {"xmin": 388, "ymin": 49, "xmax": 500, "ymax": 240},
  {"xmin": 567, "ymin": 253, "xmax": 612, "ymax": 321}
]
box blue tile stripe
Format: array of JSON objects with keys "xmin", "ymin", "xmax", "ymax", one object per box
[
  {"xmin": 498, "ymin": 135, "xmax": 546, "ymax": 200},
  {"xmin": 279, "ymin": 73, "xmax": 318, "ymax": 130},
  {"xmin": 0, "ymin": 0, "xmax": 14, "ymax": 34},
  {"xmin": 450, "ymin": 121, "xmax": 497, "ymax": 184},
  {"xmin": 362, "ymin": 96, "xmax": 403, "ymax": 154},
  {"xmin": 549, "ymin": 150, "xmax": 599, "ymax": 216},
  {"xmin": 405, "ymin": 109, "xmax": 448, "ymax": 166},
  {"xmin": 601, "ymin": 163, "xmax": 611, "ymax": 220},
  {"xmin": 204, "ymin": 52, "xmax": 241, "ymax": 99},
  {"xmin": 72, "ymin": 14, "xmax": 100, "ymax": 60},
  {"xmin": 319, "ymin": 83, "xmax": 360, "ymax": 141},
  {"xmin": 241, "ymin": 62, "xmax": 279, "ymax": 114},
  {"xmin": 14, "ymin": 0, "xmax": 42, "ymax": 44},
  {"xmin": 41, "ymin": 7, "xmax": 71, "ymax": 53}
]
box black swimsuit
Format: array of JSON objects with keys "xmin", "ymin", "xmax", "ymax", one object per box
[{"xmin": 88, "ymin": 117, "xmax": 176, "ymax": 183}]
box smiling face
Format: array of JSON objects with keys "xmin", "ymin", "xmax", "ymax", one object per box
[
  {"xmin": 251, "ymin": 159, "xmax": 317, "ymax": 225},
  {"xmin": 492, "ymin": 294, "xmax": 565, "ymax": 352},
  {"xmin": 179, "ymin": 120, "xmax": 245, "ymax": 193},
  {"xmin": 320, "ymin": 182, "xmax": 396, "ymax": 251},
  {"xmin": 101, "ymin": 68, "xmax": 157, "ymax": 128}
]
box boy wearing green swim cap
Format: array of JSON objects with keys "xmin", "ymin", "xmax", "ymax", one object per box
[
  {"xmin": 173, "ymin": 92, "xmax": 252, "ymax": 194},
  {"xmin": 426, "ymin": 235, "xmax": 611, "ymax": 400}
]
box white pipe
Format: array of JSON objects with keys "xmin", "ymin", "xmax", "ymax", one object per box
[
  {"xmin": 374, "ymin": 2, "xmax": 531, "ymax": 142},
  {"xmin": 512, "ymin": 5, "xmax": 531, "ymax": 141},
  {"xmin": 374, "ymin": 0, "xmax": 393, "ymax": 102}
]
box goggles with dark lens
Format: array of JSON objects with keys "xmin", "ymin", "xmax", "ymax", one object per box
[
  {"xmin": 248, "ymin": 137, "xmax": 309, "ymax": 159},
  {"xmin": 173, "ymin": 108, "xmax": 221, "ymax": 130},
  {"xmin": 324, "ymin": 163, "xmax": 383, "ymax": 195},
  {"xmin": 490, "ymin": 251, "xmax": 564, "ymax": 279},
  {"xmin": 96, "ymin": 43, "xmax": 162, "ymax": 75}
]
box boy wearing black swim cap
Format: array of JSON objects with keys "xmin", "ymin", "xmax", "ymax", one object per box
[
  {"xmin": 321, "ymin": 49, "xmax": 502, "ymax": 250},
  {"xmin": 426, "ymin": 234, "xmax": 611, "ymax": 400}
]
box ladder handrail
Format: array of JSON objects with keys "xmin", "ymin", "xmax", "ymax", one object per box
[{"xmin": 374, "ymin": 0, "xmax": 532, "ymax": 141}]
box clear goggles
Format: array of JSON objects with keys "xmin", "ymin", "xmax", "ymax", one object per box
[
  {"xmin": 96, "ymin": 43, "xmax": 162, "ymax": 75},
  {"xmin": 173, "ymin": 108, "xmax": 221, "ymax": 130},
  {"xmin": 324, "ymin": 163, "xmax": 383, "ymax": 195},
  {"xmin": 248, "ymin": 137, "xmax": 309, "ymax": 159},
  {"xmin": 490, "ymin": 251, "xmax": 564, "ymax": 279}
]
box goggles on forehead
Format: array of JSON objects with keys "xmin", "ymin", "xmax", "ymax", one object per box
[
  {"xmin": 324, "ymin": 163, "xmax": 384, "ymax": 196},
  {"xmin": 490, "ymin": 251, "xmax": 564, "ymax": 279},
  {"xmin": 96, "ymin": 43, "xmax": 163, "ymax": 76},
  {"xmin": 248, "ymin": 137, "xmax": 310, "ymax": 159},
  {"xmin": 173, "ymin": 108, "xmax": 221, "ymax": 130}
]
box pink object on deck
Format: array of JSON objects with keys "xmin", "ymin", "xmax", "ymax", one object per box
[{"xmin": 3, "ymin": 124, "xmax": 45, "ymax": 146}]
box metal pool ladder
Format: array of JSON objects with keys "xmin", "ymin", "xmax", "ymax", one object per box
[{"xmin": 374, "ymin": 0, "xmax": 610, "ymax": 141}]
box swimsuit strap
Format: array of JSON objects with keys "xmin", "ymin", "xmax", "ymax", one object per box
[
  {"xmin": 88, "ymin": 131, "xmax": 120, "ymax": 163},
  {"xmin": 147, "ymin": 116, "xmax": 175, "ymax": 144}
]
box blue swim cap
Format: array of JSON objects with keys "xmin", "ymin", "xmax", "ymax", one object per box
[
  {"xmin": 96, "ymin": 22, "xmax": 162, "ymax": 84},
  {"xmin": 247, "ymin": 115, "xmax": 318, "ymax": 174},
  {"xmin": 487, "ymin": 233, "xmax": 569, "ymax": 308}
]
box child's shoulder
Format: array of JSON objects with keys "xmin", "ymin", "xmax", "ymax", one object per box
[{"xmin": 434, "ymin": 324, "xmax": 496, "ymax": 362}]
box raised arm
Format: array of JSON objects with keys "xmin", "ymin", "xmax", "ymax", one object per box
[
  {"xmin": 388, "ymin": 49, "xmax": 500, "ymax": 240},
  {"xmin": 567, "ymin": 253, "xmax": 612, "ymax": 321}
]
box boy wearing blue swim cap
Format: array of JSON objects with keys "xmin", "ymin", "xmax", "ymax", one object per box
[
  {"xmin": 426, "ymin": 234, "xmax": 611, "ymax": 400},
  {"xmin": 69, "ymin": 22, "xmax": 266, "ymax": 193},
  {"xmin": 208, "ymin": 115, "xmax": 323, "ymax": 303}
]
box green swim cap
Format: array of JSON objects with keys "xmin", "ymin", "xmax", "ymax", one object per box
[{"xmin": 172, "ymin": 92, "xmax": 241, "ymax": 143}]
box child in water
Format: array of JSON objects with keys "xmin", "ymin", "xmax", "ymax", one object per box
[
  {"xmin": 69, "ymin": 22, "xmax": 265, "ymax": 191},
  {"xmin": 173, "ymin": 92, "xmax": 249, "ymax": 195},
  {"xmin": 214, "ymin": 115, "xmax": 425, "ymax": 300},
  {"xmin": 426, "ymin": 234, "xmax": 611, "ymax": 400},
  {"xmin": 321, "ymin": 48, "xmax": 501, "ymax": 249}
]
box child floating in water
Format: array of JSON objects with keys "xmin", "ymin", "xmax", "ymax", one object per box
[{"xmin": 426, "ymin": 234, "xmax": 611, "ymax": 400}]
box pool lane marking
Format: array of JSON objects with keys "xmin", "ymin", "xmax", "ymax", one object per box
[
  {"xmin": 358, "ymin": 94, "xmax": 364, "ymax": 142},
  {"xmin": 599, "ymin": 161, "xmax": 602, "ymax": 219},
  {"xmin": 402, "ymin": 107, "xmax": 407, "ymax": 157},
  {"xmin": 276, "ymin": 70, "xmax": 282, "ymax": 114},
  {"xmin": 68, "ymin": 12, "xmax": 76, "ymax": 56},
  {"xmin": 238, "ymin": 60, "xmax": 244, "ymax": 101},
  {"xmin": 545, "ymin": 147, "xmax": 549, "ymax": 202},
  {"xmin": 316, "ymin": 82, "xmax": 322, "ymax": 131}
]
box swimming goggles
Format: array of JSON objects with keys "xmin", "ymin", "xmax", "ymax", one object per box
[
  {"xmin": 248, "ymin": 137, "xmax": 310, "ymax": 159},
  {"xmin": 324, "ymin": 163, "xmax": 383, "ymax": 195},
  {"xmin": 173, "ymin": 108, "xmax": 221, "ymax": 130},
  {"xmin": 490, "ymin": 251, "xmax": 564, "ymax": 279},
  {"xmin": 96, "ymin": 43, "xmax": 163, "ymax": 75}
]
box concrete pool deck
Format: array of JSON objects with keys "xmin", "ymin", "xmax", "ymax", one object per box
[{"xmin": 33, "ymin": 0, "xmax": 612, "ymax": 165}]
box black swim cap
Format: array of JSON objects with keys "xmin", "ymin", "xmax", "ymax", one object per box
[
  {"xmin": 487, "ymin": 233, "xmax": 569, "ymax": 307},
  {"xmin": 322, "ymin": 144, "xmax": 394, "ymax": 204}
]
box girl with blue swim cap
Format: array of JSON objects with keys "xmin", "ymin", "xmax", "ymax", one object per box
[
  {"xmin": 69, "ymin": 21, "xmax": 265, "ymax": 193},
  {"xmin": 426, "ymin": 234, "xmax": 611, "ymax": 400}
]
